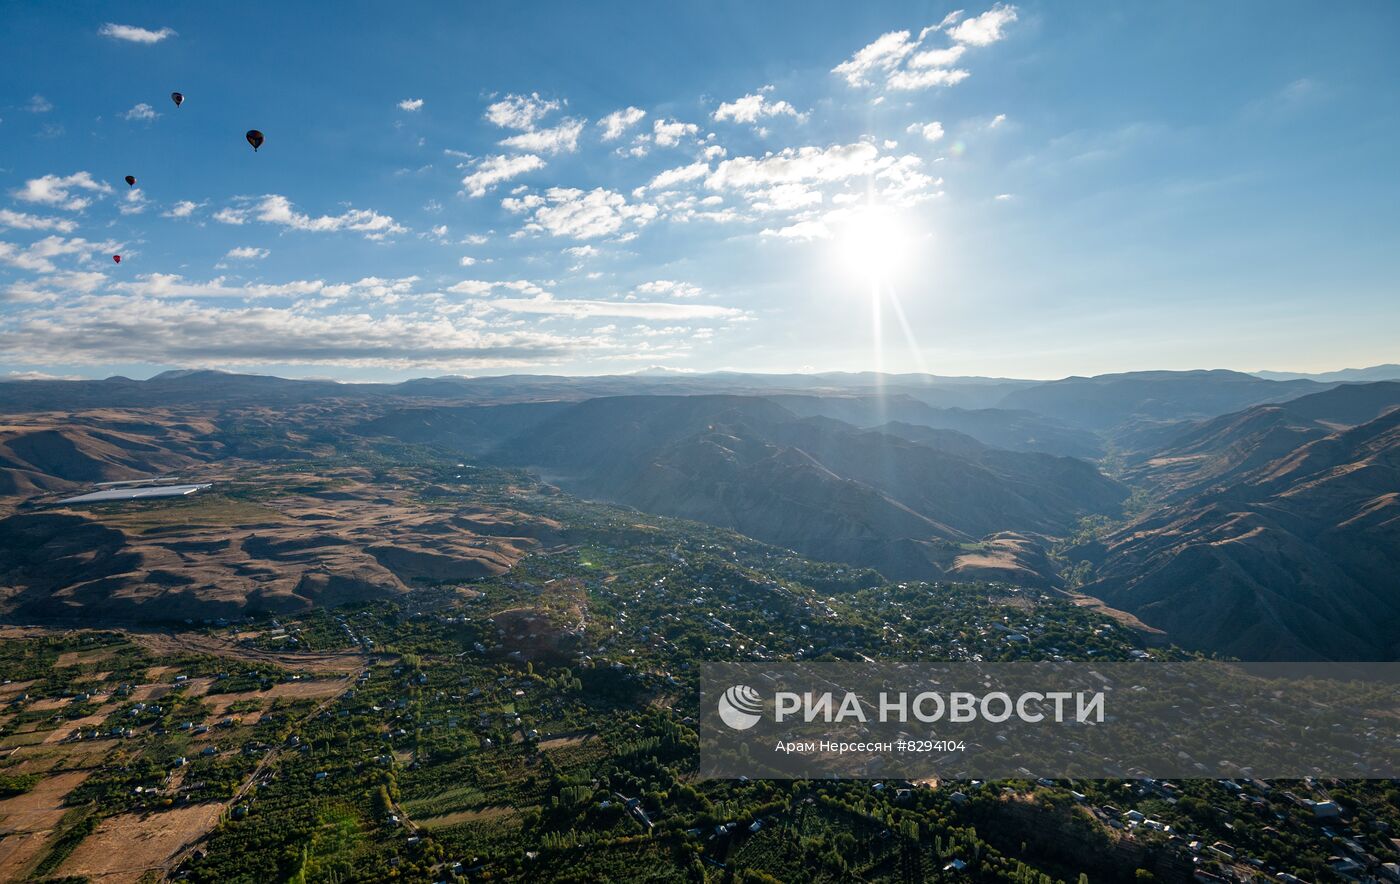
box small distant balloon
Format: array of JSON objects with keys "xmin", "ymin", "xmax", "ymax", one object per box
[
  {"xmin": 171, "ymin": 92, "xmax": 184, "ymax": 107},
  {"xmin": 124, "ymin": 175, "xmax": 136, "ymax": 187},
  {"xmin": 112, "ymin": 255, "xmax": 122, "ymax": 264},
  {"xmin": 245, "ymin": 129, "xmax": 264, "ymax": 152}
]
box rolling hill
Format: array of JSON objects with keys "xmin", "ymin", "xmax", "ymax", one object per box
[{"xmin": 481, "ymin": 395, "xmax": 1127, "ymax": 580}]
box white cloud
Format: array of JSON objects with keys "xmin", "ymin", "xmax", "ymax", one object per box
[
  {"xmin": 909, "ymin": 45, "xmax": 967, "ymax": 69},
  {"xmin": 214, "ymin": 195, "xmax": 406, "ymax": 239},
  {"xmin": 919, "ymin": 10, "xmax": 966, "ymax": 39},
  {"xmin": 713, "ymin": 86, "xmax": 801, "ymax": 124},
  {"xmin": 26, "ymin": 95, "xmax": 53, "ymax": 113},
  {"xmin": 485, "ymin": 93, "xmax": 560, "ymax": 130},
  {"xmin": 507, "ymin": 187, "xmax": 659, "ymax": 240},
  {"xmin": 0, "ymin": 296, "xmax": 577, "ymax": 368},
  {"xmin": 459, "ymin": 256, "xmax": 477, "ymax": 266},
  {"xmin": 876, "ymin": 156, "xmax": 942, "ymax": 205},
  {"xmin": 225, "ymin": 246, "xmax": 270, "ymax": 260},
  {"xmin": 636, "ymin": 280, "xmax": 702, "ymax": 298},
  {"xmin": 652, "ymin": 118, "xmax": 699, "ymax": 147},
  {"xmin": 447, "ymin": 280, "xmax": 496, "ymax": 296},
  {"xmin": 907, "ymin": 121, "xmax": 945, "ymax": 142},
  {"xmin": 3, "ymin": 270, "xmax": 108, "ymax": 304},
  {"xmin": 163, "ymin": 200, "xmax": 202, "ymax": 219},
  {"xmin": 111, "ymin": 273, "xmax": 321, "ymax": 299},
  {"xmin": 499, "ymin": 118, "xmax": 584, "ymax": 154},
  {"xmin": 835, "ymin": 8, "xmax": 1013, "ymax": 93},
  {"xmin": 647, "ymin": 161, "xmax": 710, "ymax": 191},
  {"xmin": 994, "ymin": 193, "xmax": 1013, "ymax": 200},
  {"xmin": 948, "ymin": 4, "xmax": 1018, "ymax": 46},
  {"xmin": 989, "ymin": 113, "xmax": 1008, "ymax": 128},
  {"xmin": 749, "ymin": 184, "xmax": 823, "ymax": 212},
  {"xmin": 598, "ymin": 106, "xmax": 646, "ymax": 141},
  {"xmin": 886, "ymin": 67, "xmax": 971, "ymax": 90},
  {"xmin": 461, "ymin": 154, "xmax": 545, "ymax": 197},
  {"xmin": 705, "ymin": 142, "xmax": 883, "ymax": 190},
  {"xmin": 398, "ymin": 98, "xmax": 424, "ymax": 112},
  {"xmin": 564, "ymin": 245, "xmax": 599, "ymax": 258},
  {"xmin": 98, "ymin": 22, "xmax": 177, "ymax": 43},
  {"xmin": 12, "ymin": 172, "xmax": 113, "ymax": 211},
  {"xmin": 119, "ymin": 188, "xmax": 148, "ymax": 215},
  {"xmin": 0, "ymin": 209, "xmax": 77, "ymax": 233},
  {"xmin": 0, "ymin": 235, "xmax": 119, "ymax": 273},
  {"xmin": 760, "ymin": 219, "xmax": 832, "ymax": 240},
  {"xmin": 831, "ymin": 30, "xmax": 916, "ymax": 87},
  {"xmin": 121, "ymin": 103, "xmax": 159, "ymax": 121},
  {"xmin": 487, "ymin": 293, "xmax": 738, "ymax": 321}
]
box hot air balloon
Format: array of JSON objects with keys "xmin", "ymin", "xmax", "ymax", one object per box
[
  {"xmin": 124, "ymin": 175, "xmax": 137, "ymax": 187},
  {"xmin": 245, "ymin": 129, "xmax": 264, "ymax": 152},
  {"xmin": 171, "ymin": 92, "xmax": 184, "ymax": 108},
  {"xmin": 112, "ymin": 255, "xmax": 122, "ymax": 264}
]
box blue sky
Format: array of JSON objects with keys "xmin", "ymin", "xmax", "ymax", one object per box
[{"xmin": 1, "ymin": 1, "xmax": 1397, "ymax": 381}]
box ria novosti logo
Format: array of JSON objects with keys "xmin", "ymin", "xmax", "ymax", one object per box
[{"xmin": 717, "ymin": 684, "xmax": 764, "ymax": 730}]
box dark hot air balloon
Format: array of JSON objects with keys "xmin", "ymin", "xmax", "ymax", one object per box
[
  {"xmin": 171, "ymin": 92, "xmax": 184, "ymax": 107},
  {"xmin": 124, "ymin": 175, "xmax": 136, "ymax": 187},
  {"xmin": 245, "ymin": 129, "xmax": 264, "ymax": 152},
  {"xmin": 112, "ymin": 255, "xmax": 122, "ymax": 264}
]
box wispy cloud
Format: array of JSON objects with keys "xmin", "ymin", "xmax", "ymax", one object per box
[
  {"xmin": 461, "ymin": 154, "xmax": 545, "ymax": 198},
  {"xmin": 112, "ymin": 273, "xmax": 320, "ymax": 299},
  {"xmin": 907, "ymin": 121, "xmax": 945, "ymax": 142},
  {"xmin": 0, "ymin": 235, "xmax": 120, "ymax": 273},
  {"xmin": 503, "ymin": 187, "xmax": 658, "ymax": 239},
  {"xmin": 162, "ymin": 200, "xmax": 204, "ymax": 219},
  {"xmin": 0, "ymin": 296, "xmax": 579, "ymax": 369},
  {"xmin": 831, "ymin": 30, "xmax": 917, "ymax": 87},
  {"xmin": 120, "ymin": 103, "xmax": 159, "ymax": 121},
  {"xmin": 947, "ymin": 4, "xmax": 1019, "ymax": 46},
  {"xmin": 487, "ymin": 293, "xmax": 740, "ymax": 321},
  {"xmin": 652, "ymin": 118, "xmax": 699, "ymax": 147},
  {"xmin": 397, "ymin": 98, "xmax": 424, "ymax": 112},
  {"xmin": 598, "ymin": 107, "xmax": 646, "ymax": 141},
  {"xmin": 98, "ymin": 23, "xmax": 177, "ymax": 43},
  {"xmin": 647, "ymin": 161, "xmax": 711, "ymax": 191},
  {"xmin": 713, "ymin": 86, "xmax": 802, "ymax": 125},
  {"xmin": 12, "ymin": 172, "xmax": 113, "ymax": 211},
  {"xmin": 224, "ymin": 246, "xmax": 270, "ymax": 261},
  {"xmin": 499, "ymin": 118, "xmax": 585, "ymax": 154},
  {"xmin": 832, "ymin": 6, "xmax": 1015, "ymax": 92},
  {"xmin": 485, "ymin": 92, "xmax": 560, "ymax": 130},
  {"xmin": 214, "ymin": 195, "xmax": 406, "ymax": 239},
  {"xmin": 0, "ymin": 209, "xmax": 78, "ymax": 233},
  {"xmin": 26, "ymin": 95, "xmax": 53, "ymax": 113}
]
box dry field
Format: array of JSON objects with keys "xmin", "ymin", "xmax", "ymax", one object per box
[
  {"xmin": 0, "ymin": 769, "xmax": 91, "ymax": 881},
  {"xmin": 56, "ymin": 801, "xmax": 225, "ymax": 883}
]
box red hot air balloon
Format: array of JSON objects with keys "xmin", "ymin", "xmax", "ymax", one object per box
[
  {"xmin": 171, "ymin": 92, "xmax": 184, "ymax": 107},
  {"xmin": 245, "ymin": 129, "xmax": 264, "ymax": 152},
  {"xmin": 112, "ymin": 255, "xmax": 122, "ymax": 264},
  {"xmin": 124, "ymin": 175, "xmax": 136, "ymax": 187}
]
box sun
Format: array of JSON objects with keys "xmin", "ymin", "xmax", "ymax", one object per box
[{"xmin": 835, "ymin": 205, "xmax": 913, "ymax": 283}]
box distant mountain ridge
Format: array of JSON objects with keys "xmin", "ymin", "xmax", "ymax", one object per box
[
  {"xmin": 475, "ymin": 395, "xmax": 1127, "ymax": 580},
  {"xmin": 1253, "ymin": 364, "xmax": 1400, "ymax": 383},
  {"xmin": 998, "ymin": 370, "xmax": 1330, "ymax": 431}
]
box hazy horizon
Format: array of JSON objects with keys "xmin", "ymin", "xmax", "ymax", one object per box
[{"xmin": 7, "ymin": 361, "xmax": 1400, "ymax": 386}]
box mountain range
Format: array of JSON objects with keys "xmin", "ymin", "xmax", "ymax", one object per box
[{"xmin": 1, "ymin": 367, "xmax": 1397, "ymax": 659}]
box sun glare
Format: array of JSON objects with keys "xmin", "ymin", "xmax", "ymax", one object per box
[{"xmin": 835, "ymin": 205, "xmax": 913, "ymax": 283}]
